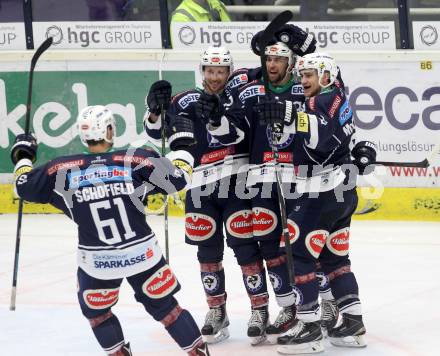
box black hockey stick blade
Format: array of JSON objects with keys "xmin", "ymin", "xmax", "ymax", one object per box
[
  {"xmin": 25, "ymin": 37, "xmax": 53, "ymax": 134},
  {"xmin": 30, "ymin": 37, "xmax": 53, "ymax": 71},
  {"xmin": 376, "ymin": 159, "xmax": 429, "ymax": 168},
  {"xmin": 258, "ymin": 11, "xmax": 293, "ymax": 50}
]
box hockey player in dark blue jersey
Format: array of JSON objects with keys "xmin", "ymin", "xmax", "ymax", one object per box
[
  {"xmin": 11, "ymin": 105, "xmax": 210, "ymax": 356},
  {"xmin": 253, "ymin": 52, "xmax": 367, "ymax": 354},
  {"xmin": 144, "ymin": 47, "xmax": 272, "ymax": 345}
]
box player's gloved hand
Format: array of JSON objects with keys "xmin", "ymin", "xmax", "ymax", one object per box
[
  {"xmin": 195, "ymin": 92, "xmax": 224, "ymax": 127},
  {"xmin": 352, "ymin": 140, "xmax": 377, "ymax": 175},
  {"xmin": 255, "ymin": 96, "xmax": 296, "ymax": 130},
  {"xmin": 10, "ymin": 133, "xmax": 38, "ymax": 164},
  {"xmin": 275, "ymin": 24, "xmax": 316, "ymax": 56},
  {"xmin": 145, "ymin": 80, "xmax": 172, "ymax": 115},
  {"xmin": 167, "ymin": 114, "xmax": 196, "ymax": 151},
  {"xmin": 251, "ymin": 30, "xmax": 277, "ymax": 56}
]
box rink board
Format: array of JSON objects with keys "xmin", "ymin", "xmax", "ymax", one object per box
[{"xmin": 0, "ymin": 184, "xmax": 438, "ymax": 221}]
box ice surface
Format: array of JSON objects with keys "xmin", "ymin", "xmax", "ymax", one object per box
[{"xmin": 1, "ymin": 214, "xmax": 439, "ymax": 355}]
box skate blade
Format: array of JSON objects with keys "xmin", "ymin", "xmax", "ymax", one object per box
[
  {"xmin": 266, "ymin": 333, "xmax": 279, "ymax": 345},
  {"xmin": 277, "ymin": 340, "xmax": 324, "ymax": 355},
  {"xmin": 202, "ymin": 327, "xmax": 230, "ymax": 344},
  {"xmin": 250, "ymin": 334, "xmax": 268, "ymax": 346},
  {"xmin": 329, "ymin": 334, "xmax": 366, "ymax": 348}
]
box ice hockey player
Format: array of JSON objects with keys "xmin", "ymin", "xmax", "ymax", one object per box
[
  {"xmin": 144, "ymin": 47, "xmax": 271, "ymax": 345},
  {"xmin": 11, "ymin": 105, "xmax": 210, "ymax": 356},
  {"xmin": 254, "ymin": 52, "xmax": 367, "ymax": 354}
]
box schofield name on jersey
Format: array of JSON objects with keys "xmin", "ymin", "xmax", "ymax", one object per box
[
  {"xmin": 178, "ymin": 92, "xmax": 200, "ymax": 109},
  {"xmin": 94, "ymin": 248, "xmax": 155, "ymax": 269},
  {"xmin": 238, "ymin": 85, "xmax": 265, "ymax": 102},
  {"xmin": 75, "ymin": 182, "xmax": 135, "ymax": 202},
  {"xmin": 68, "ymin": 166, "xmax": 132, "ymax": 188}
]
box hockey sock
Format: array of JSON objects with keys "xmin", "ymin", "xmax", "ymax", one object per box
[
  {"xmin": 241, "ymin": 260, "xmax": 269, "ymax": 308},
  {"xmin": 162, "ymin": 306, "xmax": 203, "ymax": 353},
  {"xmin": 89, "ymin": 311, "xmax": 125, "ymax": 354},
  {"xmin": 200, "ymin": 262, "xmax": 226, "ymax": 307}
]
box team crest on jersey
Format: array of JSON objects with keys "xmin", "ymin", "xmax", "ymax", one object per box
[
  {"xmin": 68, "ymin": 166, "xmax": 132, "ymax": 188},
  {"xmin": 268, "ymin": 271, "xmax": 282, "ymax": 291},
  {"xmin": 338, "ymin": 100, "xmax": 352, "ymax": 125},
  {"xmin": 316, "ymin": 272, "xmax": 330, "ymax": 289},
  {"xmin": 202, "ymin": 272, "xmax": 220, "ymax": 293},
  {"xmin": 238, "ymin": 85, "xmax": 265, "ymax": 102},
  {"xmin": 266, "ymin": 124, "xmax": 294, "ymax": 149},
  {"xmin": 291, "ymin": 286, "xmax": 304, "ymax": 306},
  {"xmin": 178, "ymin": 92, "xmax": 200, "ymax": 109},
  {"xmin": 244, "ymin": 273, "xmax": 263, "ymax": 292}
]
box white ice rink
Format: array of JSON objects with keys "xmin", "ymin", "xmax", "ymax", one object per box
[{"xmin": 1, "ymin": 214, "xmax": 439, "ymax": 356}]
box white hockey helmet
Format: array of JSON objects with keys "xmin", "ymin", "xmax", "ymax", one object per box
[
  {"xmin": 77, "ymin": 105, "xmax": 116, "ymax": 145},
  {"xmin": 199, "ymin": 46, "xmax": 234, "ymax": 74},
  {"xmin": 296, "ymin": 52, "xmax": 338, "ymax": 88},
  {"xmin": 264, "ymin": 41, "xmax": 295, "ymax": 73}
]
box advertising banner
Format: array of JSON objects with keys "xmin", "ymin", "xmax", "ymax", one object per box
[
  {"xmin": 0, "ymin": 70, "xmax": 195, "ymax": 174},
  {"xmin": 0, "ymin": 23, "xmax": 26, "ymax": 50},
  {"xmin": 0, "ymin": 54, "xmax": 438, "ymax": 188},
  {"xmin": 171, "ymin": 21, "xmax": 396, "ymax": 50},
  {"xmin": 413, "ymin": 22, "xmax": 440, "ymax": 50},
  {"xmin": 32, "ymin": 21, "xmax": 162, "ymax": 49}
]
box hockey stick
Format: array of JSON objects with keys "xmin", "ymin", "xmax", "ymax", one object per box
[
  {"xmin": 160, "ymin": 104, "xmax": 170, "ymax": 262},
  {"xmin": 158, "ymin": 55, "xmax": 170, "ymax": 262},
  {"xmin": 10, "ymin": 37, "xmax": 53, "ymax": 311},
  {"xmin": 258, "ymin": 11, "xmax": 296, "ymax": 287}
]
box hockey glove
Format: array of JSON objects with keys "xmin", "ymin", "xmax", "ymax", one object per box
[
  {"xmin": 10, "ymin": 133, "xmax": 38, "ymax": 164},
  {"xmin": 167, "ymin": 114, "xmax": 196, "ymax": 151},
  {"xmin": 352, "ymin": 141, "xmax": 377, "ymax": 175},
  {"xmin": 255, "ymin": 96, "xmax": 296, "ymax": 131},
  {"xmin": 195, "ymin": 92, "xmax": 224, "ymax": 127},
  {"xmin": 251, "ymin": 30, "xmax": 277, "ymax": 56},
  {"xmin": 275, "ymin": 24, "xmax": 317, "ymax": 56},
  {"xmin": 145, "ymin": 80, "xmax": 172, "ymax": 115}
]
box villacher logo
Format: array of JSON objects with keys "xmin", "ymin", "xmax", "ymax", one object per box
[
  {"xmin": 420, "ymin": 25, "xmax": 438, "ymax": 46},
  {"xmin": 45, "ymin": 25, "xmax": 63, "ymax": 45},
  {"xmin": 178, "ymin": 25, "xmax": 196, "ymax": 45}
]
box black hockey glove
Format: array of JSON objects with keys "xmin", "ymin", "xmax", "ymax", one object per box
[
  {"xmin": 167, "ymin": 114, "xmax": 196, "ymax": 151},
  {"xmin": 275, "ymin": 24, "xmax": 317, "ymax": 56},
  {"xmin": 195, "ymin": 92, "xmax": 224, "ymax": 127},
  {"xmin": 251, "ymin": 30, "xmax": 277, "ymax": 56},
  {"xmin": 10, "ymin": 133, "xmax": 38, "ymax": 164},
  {"xmin": 255, "ymin": 96, "xmax": 297, "ymax": 130},
  {"xmin": 352, "ymin": 141, "xmax": 377, "ymax": 175},
  {"xmin": 145, "ymin": 80, "xmax": 172, "ymax": 115}
]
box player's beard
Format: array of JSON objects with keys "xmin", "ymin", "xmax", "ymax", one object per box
[
  {"xmin": 203, "ymin": 79, "xmax": 225, "ymax": 94},
  {"xmin": 269, "ymin": 71, "xmax": 286, "ymax": 86}
]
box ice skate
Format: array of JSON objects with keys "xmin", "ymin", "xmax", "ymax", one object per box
[
  {"xmin": 277, "ymin": 320, "xmax": 324, "ymax": 355},
  {"xmin": 328, "ymin": 313, "xmax": 366, "ymax": 348},
  {"xmin": 189, "ymin": 341, "xmax": 211, "ymax": 356},
  {"xmin": 201, "ymin": 304, "xmax": 230, "ymax": 344},
  {"xmin": 247, "ymin": 305, "xmax": 269, "ymax": 346},
  {"xmin": 266, "ymin": 305, "xmax": 297, "ymax": 344},
  {"xmin": 320, "ymin": 299, "xmax": 339, "ymax": 337}
]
